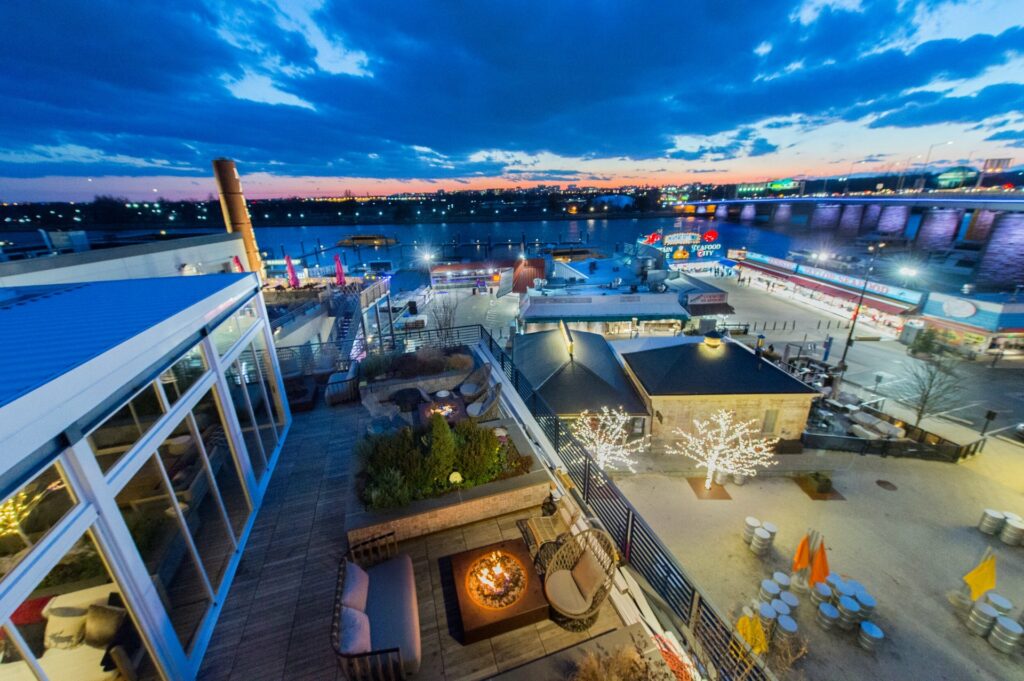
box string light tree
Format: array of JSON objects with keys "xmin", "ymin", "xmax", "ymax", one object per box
[
  {"xmin": 0, "ymin": 479, "xmax": 63, "ymax": 547},
  {"xmin": 571, "ymin": 406, "xmax": 651, "ymax": 472},
  {"xmin": 668, "ymin": 409, "xmax": 779, "ymax": 490}
]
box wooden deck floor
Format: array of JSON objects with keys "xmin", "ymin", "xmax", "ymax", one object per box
[{"xmin": 197, "ymin": 401, "xmax": 622, "ymax": 681}]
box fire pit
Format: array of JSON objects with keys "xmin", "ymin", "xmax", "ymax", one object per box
[
  {"xmin": 466, "ymin": 550, "xmax": 526, "ymax": 609},
  {"xmin": 429, "ymin": 403, "xmax": 455, "ymax": 418},
  {"xmin": 449, "ymin": 538, "xmax": 548, "ymax": 643}
]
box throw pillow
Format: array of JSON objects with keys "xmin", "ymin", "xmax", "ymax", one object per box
[
  {"xmin": 11, "ymin": 596, "xmax": 54, "ymax": 627},
  {"xmin": 85, "ymin": 604, "xmax": 127, "ymax": 649},
  {"xmin": 337, "ymin": 607, "xmax": 371, "ymax": 655},
  {"xmin": 571, "ymin": 550, "xmax": 605, "ymax": 604},
  {"xmin": 44, "ymin": 606, "xmax": 87, "ymax": 649},
  {"xmin": 342, "ymin": 561, "xmax": 369, "ymax": 612}
]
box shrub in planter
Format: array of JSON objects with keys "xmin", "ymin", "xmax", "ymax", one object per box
[
  {"xmin": 360, "ymin": 428, "xmax": 429, "ymax": 493},
  {"xmin": 445, "ymin": 352, "xmax": 474, "ymax": 373},
  {"xmin": 366, "ymin": 468, "xmax": 411, "ymax": 509},
  {"xmin": 453, "ymin": 420, "xmax": 500, "ymax": 483},
  {"xmin": 361, "ymin": 352, "xmax": 400, "ymax": 380},
  {"xmin": 424, "ymin": 414, "xmax": 457, "ymax": 486}
]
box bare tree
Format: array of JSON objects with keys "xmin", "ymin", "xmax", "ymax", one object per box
[
  {"xmin": 899, "ymin": 355, "xmax": 963, "ymax": 426},
  {"xmin": 429, "ymin": 293, "xmax": 459, "ymax": 345}
]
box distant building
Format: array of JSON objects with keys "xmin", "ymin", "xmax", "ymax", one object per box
[
  {"xmin": 519, "ymin": 292, "xmax": 689, "ymax": 335},
  {"xmin": 513, "ymin": 326, "xmax": 648, "ymax": 431},
  {"xmin": 935, "ymin": 166, "xmax": 979, "ymax": 189},
  {"xmin": 619, "ymin": 335, "xmax": 818, "ymax": 445},
  {"xmin": 912, "ymin": 291, "xmax": 1024, "ymax": 356}
]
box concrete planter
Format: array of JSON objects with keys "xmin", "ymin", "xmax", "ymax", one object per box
[{"xmin": 346, "ymin": 457, "xmax": 549, "ymax": 544}]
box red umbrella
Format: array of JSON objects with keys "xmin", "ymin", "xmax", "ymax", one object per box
[
  {"xmin": 232, "ymin": 255, "xmax": 245, "ymax": 273},
  {"xmin": 284, "ymin": 255, "xmax": 300, "ymax": 288},
  {"xmin": 333, "ymin": 254, "xmax": 346, "ymax": 286}
]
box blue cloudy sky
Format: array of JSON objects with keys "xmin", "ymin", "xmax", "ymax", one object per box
[{"xmin": 1, "ymin": 0, "xmax": 1023, "ymax": 200}]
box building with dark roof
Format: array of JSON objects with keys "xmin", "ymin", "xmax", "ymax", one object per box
[
  {"xmin": 620, "ymin": 336, "xmax": 818, "ymax": 443},
  {"xmin": 513, "ymin": 326, "xmax": 649, "ymax": 431}
]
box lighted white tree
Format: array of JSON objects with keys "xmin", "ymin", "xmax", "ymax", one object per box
[
  {"xmin": 667, "ymin": 410, "xmax": 779, "ymax": 489},
  {"xmin": 571, "ymin": 407, "xmax": 651, "ymax": 472}
]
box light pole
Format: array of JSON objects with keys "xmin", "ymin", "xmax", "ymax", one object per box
[
  {"xmin": 834, "ymin": 242, "xmax": 886, "ymax": 392},
  {"xmin": 920, "ymin": 141, "xmax": 953, "ymax": 190}
]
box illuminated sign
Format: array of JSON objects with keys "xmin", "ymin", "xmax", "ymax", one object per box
[
  {"xmin": 767, "ymin": 178, "xmax": 798, "ymax": 191},
  {"xmin": 942, "ymin": 298, "xmax": 977, "ymax": 319},
  {"xmin": 687, "ymin": 292, "xmax": 728, "ymax": 305},
  {"xmin": 795, "ymin": 264, "xmax": 923, "ymax": 305},
  {"xmin": 743, "ymin": 251, "xmax": 799, "ymax": 272},
  {"xmin": 663, "ymin": 232, "xmax": 701, "ymax": 246}
]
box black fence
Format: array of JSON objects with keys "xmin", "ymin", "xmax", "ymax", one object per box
[
  {"xmin": 481, "ymin": 328, "xmax": 775, "ymax": 681},
  {"xmin": 800, "ymin": 432, "xmax": 983, "ymax": 462}
]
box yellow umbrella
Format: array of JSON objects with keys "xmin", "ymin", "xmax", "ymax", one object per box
[
  {"xmin": 963, "ymin": 553, "xmax": 996, "ymax": 601},
  {"xmin": 810, "ymin": 540, "xmax": 830, "ymax": 586},
  {"xmin": 736, "ymin": 615, "xmax": 768, "ymax": 655}
]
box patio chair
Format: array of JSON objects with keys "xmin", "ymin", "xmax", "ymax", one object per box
[
  {"xmin": 543, "ymin": 528, "xmax": 619, "ymax": 623},
  {"xmin": 526, "ymin": 495, "xmax": 580, "ymax": 551},
  {"xmin": 466, "ymin": 383, "xmax": 502, "ymax": 420},
  {"xmin": 333, "ymin": 532, "xmax": 421, "ymax": 679},
  {"xmin": 456, "ymin": 362, "xmax": 492, "ymax": 402}
]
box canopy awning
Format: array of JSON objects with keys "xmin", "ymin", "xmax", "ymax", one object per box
[
  {"xmin": 738, "ymin": 261, "xmax": 793, "ymax": 280},
  {"xmin": 687, "ymin": 303, "xmax": 736, "ymax": 316}
]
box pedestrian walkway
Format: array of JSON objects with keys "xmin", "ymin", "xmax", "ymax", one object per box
[{"xmin": 198, "ymin": 404, "xmax": 366, "ymax": 681}]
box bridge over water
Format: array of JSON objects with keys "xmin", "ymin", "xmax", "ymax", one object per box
[{"xmin": 683, "ymin": 194, "xmax": 1024, "ymax": 289}]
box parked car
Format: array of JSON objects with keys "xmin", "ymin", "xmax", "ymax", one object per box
[{"xmin": 1015, "ymin": 423, "xmax": 1024, "ymax": 441}]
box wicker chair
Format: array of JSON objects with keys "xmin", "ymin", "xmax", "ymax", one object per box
[
  {"xmin": 543, "ymin": 528, "xmax": 619, "ymax": 622},
  {"xmin": 456, "ymin": 362, "xmax": 492, "ymax": 402},
  {"xmin": 332, "ymin": 532, "xmax": 420, "ymax": 680},
  {"xmin": 466, "ymin": 383, "xmax": 502, "ymax": 420}
]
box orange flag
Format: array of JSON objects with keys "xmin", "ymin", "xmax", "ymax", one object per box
[
  {"xmin": 792, "ymin": 534, "xmax": 811, "ymax": 573},
  {"xmin": 809, "ymin": 540, "xmax": 830, "ymax": 585}
]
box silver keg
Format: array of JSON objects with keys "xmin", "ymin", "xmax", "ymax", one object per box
[
  {"xmin": 858, "ymin": 621, "xmax": 884, "ymax": 651},
  {"xmin": 967, "ymin": 602, "xmax": 998, "ymax": 637},
  {"xmin": 743, "ymin": 516, "xmax": 761, "ymax": 544},
  {"xmin": 978, "ymin": 509, "xmax": 1005, "ymax": 535}
]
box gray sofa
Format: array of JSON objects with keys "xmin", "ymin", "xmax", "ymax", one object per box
[{"xmin": 333, "ymin": 532, "xmax": 421, "ymax": 679}]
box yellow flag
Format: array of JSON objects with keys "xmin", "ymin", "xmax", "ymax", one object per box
[
  {"xmin": 736, "ymin": 615, "xmax": 768, "ymax": 655},
  {"xmin": 963, "ymin": 555, "xmax": 996, "ymax": 601}
]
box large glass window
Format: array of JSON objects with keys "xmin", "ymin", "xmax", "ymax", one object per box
[
  {"xmin": 237, "ymin": 344, "xmax": 278, "ymax": 461},
  {"xmin": 210, "ymin": 299, "xmax": 259, "ymax": 357},
  {"xmin": 3, "ymin": 533, "xmax": 157, "ymax": 680},
  {"xmin": 87, "ymin": 385, "xmax": 165, "ymax": 474},
  {"xmin": 224, "ymin": 358, "xmax": 268, "ymax": 481},
  {"xmin": 115, "ymin": 457, "xmax": 211, "ymax": 652},
  {"xmin": 0, "ymin": 464, "xmax": 75, "ymax": 581},
  {"xmin": 250, "ymin": 331, "xmax": 286, "ymax": 430},
  {"xmin": 193, "ymin": 390, "xmax": 252, "ymax": 536},
  {"xmin": 159, "ymin": 345, "xmax": 206, "ymax": 405}
]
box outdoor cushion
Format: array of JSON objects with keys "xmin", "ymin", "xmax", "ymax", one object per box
[
  {"xmin": 365, "ymin": 554, "xmax": 421, "ymax": 675},
  {"xmin": 44, "ymin": 607, "xmax": 87, "ymax": 649},
  {"xmin": 459, "ymin": 383, "xmax": 479, "ymax": 397},
  {"xmin": 571, "ymin": 550, "xmax": 605, "ymax": 604},
  {"xmin": 342, "ymin": 561, "xmax": 370, "ymax": 611},
  {"xmin": 338, "ymin": 607, "xmax": 371, "ymax": 655},
  {"xmin": 544, "ymin": 569, "xmax": 588, "ymax": 616}
]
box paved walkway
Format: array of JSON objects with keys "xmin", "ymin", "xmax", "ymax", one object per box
[{"xmin": 198, "ymin": 403, "xmax": 365, "ymax": 681}]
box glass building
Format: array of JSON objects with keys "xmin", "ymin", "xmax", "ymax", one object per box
[{"xmin": 0, "ymin": 273, "xmax": 289, "ymax": 680}]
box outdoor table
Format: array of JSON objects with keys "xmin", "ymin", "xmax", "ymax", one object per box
[{"xmin": 435, "ymin": 389, "xmax": 451, "ymax": 398}]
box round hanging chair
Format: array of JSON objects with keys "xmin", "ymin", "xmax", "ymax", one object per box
[{"xmin": 543, "ymin": 528, "xmax": 619, "ymax": 622}]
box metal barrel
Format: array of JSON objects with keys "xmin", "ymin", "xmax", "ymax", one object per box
[
  {"xmin": 858, "ymin": 621, "xmax": 884, "ymax": 651},
  {"xmin": 836, "ymin": 595, "xmax": 862, "ymax": 630},
  {"xmin": 759, "ymin": 578, "xmax": 781, "ymax": 602},
  {"xmin": 978, "ymin": 509, "xmax": 1005, "ymax": 535},
  {"xmin": 988, "ymin": 616, "xmax": 1023, "ymax": 654},
  {"xmin": 743, "ymin": 516, "xmax": 761, "ymax": 544},
  {"xmin": 816, "ymin": 602, "xmax": 840, "ymax": 631},
  {"xmin": 967, "ymin": 602, "xmax": 998, "ymax": 637},
  {"xmin": 780, "ymin": 590, "xmax": 800, "ymax": 612}
]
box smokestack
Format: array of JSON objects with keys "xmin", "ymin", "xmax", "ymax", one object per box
[{"xmin": 212, "ymin": 158, "xmax": 264, "ymax": 278}]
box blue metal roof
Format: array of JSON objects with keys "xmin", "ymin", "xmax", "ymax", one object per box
[{"xmin": 0, "ymin": 274, "xmax": 255, "ymax": 408}]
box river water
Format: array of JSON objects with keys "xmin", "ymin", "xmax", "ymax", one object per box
[{"xmin": 253, "ymin": 216, "xmax": 860, "ymax": 270}]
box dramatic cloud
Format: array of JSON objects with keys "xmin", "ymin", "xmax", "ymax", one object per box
[{"xmin": 0, "ymin": 0, "xmax": 1022, "ymax": 199}]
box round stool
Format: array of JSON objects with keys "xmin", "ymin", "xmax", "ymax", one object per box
[
  {"xmin": 854, "ymin": 591, "xmax": 876, "ymax": 619},
  {"xmin": 759, "ymin": 579, "xmax": 781, "ymax": 602},
  {"xmin": 743, "ymin": 517, "xmax": 761, "ymax": 544},
  {"xmin": 858, "ymin": 621, "xmax": 884, "ymax": 651},
  {"xmin": 775, "ymin": 615, "xmax": 798, "ymax": 645},
  {"xmin": 780, "ymin": 590, "xmax": 800, "ymax": 612},
  {"xmin": 985, "ymin": 592, "xmax": 1013, "ymax": 615},
  {"xmin": 967, "ymin": 602, "xmax": 998, "ymax": 637},
  {"xmin": 749, "ymin": 528, "xmax": 772, "ymax": 556},
  {"xmin": 999, "ymin": 519, "xmax": 1024, "ymax": 546},
  {"xmin": 988, "ymin": 616, "xmax": 1023, "ymax": 654},
  {"xmin": 836, "ymin": 595, "xmax": 862, "ymax": 631},
  {"xmin": 770, "ymin": 598, "xmax": 791, "ymax": 618},
  {"xmin": 810, "ymin": 582, "xmax": 832, "ymax": 607},
  {"xmin": 978, "ymin": 509, "xmax": 1005, "ymax": 535},
  {"xmin": 772, "ymin": 571, "xmax": 791, "ymax": 590},
  {"xmin": 816, "ymin": 603, "xmax": 839, "ymax": 631}
]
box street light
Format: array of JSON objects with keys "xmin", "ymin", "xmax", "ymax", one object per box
[
  {"xmin": 835, "ymin": 242, "xmax": 886, "ymax": 392},
  {"xmin": 921, "ymin": 141, "xmax": 953, "ymax": 190}
]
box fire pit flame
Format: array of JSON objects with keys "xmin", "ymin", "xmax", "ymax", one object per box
[{"xmin": 466, "ymin": 550, "xmax": 525, "ymax": 608}]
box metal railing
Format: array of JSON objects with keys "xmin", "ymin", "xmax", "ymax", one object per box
[{"xmin": 480, "ymin": 328, "xmax": 776, "ymax": 681}]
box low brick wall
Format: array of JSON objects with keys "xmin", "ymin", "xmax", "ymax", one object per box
[{"xmin": 346, "ymin": 468, "xmax": 550, "ymax": 544}]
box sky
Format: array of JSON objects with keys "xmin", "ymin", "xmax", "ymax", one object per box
[{"xmin": 1, "ymin": 0, "xmax": 1024, "ymax": 201}]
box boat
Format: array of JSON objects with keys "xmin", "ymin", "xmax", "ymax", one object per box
[{"xmin": 337, "ymin": 234, "xmax": 398, "ymax": 247}]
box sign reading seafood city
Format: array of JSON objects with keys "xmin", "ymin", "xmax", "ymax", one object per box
[{"xmin": 640, "ymin": 229, "xmax": 722, "ymax": 262}]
